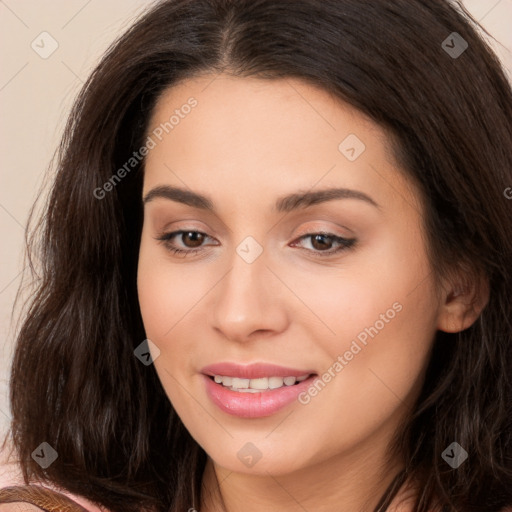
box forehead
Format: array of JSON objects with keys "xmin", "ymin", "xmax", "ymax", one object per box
[{"xmin": 142, "ymin": 74, "xmax": 421, "ymax": 218}]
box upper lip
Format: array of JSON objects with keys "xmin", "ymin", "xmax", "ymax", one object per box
[{"xmin": 201, "ymin": 362, "xmax": 316, "ymax": 379}]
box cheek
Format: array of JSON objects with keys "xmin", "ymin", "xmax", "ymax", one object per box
[
  {"xmin": 286, "ymin": 234, "xmax": 434, "ymax": 350},
  {"xmin": 286, "ymin": 277, "xmax": 438, "ymax": 467},
  {"xmin": 137, "ymin": 239, "xmax": 202, "ymax": 410},
  {"xmin": 291, "ymin": 227, "xmax": 439, "ymax": 406},
  {"xmin": 137, "ymin": 232, "xmax": 207, "ymax": 341},
  {"xmin": 137, "ymin": 243, "xmax": 172, "ymax": 340}
]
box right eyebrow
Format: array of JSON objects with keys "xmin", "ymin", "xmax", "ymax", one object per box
[{"xmin": 143, "ymin": 185, "xmax": 213, "ymax": 210}]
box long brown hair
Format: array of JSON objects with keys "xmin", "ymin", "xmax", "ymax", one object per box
[{"xmin": 6, "ymin": 1, "xmax": 512, "ymax": 511}]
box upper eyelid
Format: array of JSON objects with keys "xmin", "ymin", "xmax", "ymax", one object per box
[
  {"xmin": 162, "ymin": 219, "xmax": 352, "ymax": 238},
  {"xmin": 160, "ymin": 230, "xmax": 218, "ymax": 245}
]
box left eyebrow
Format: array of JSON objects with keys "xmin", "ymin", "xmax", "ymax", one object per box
[
  {"xmin": 274, "ymin": 187, "xmax": 380, "ymax": 212},
  {"xmin": 142, "ymin": 185, "xmax": 380, "ymax": 212}
]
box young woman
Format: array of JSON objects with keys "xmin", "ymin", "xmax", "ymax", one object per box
[{"xmin": 1, "ymin": 1, "xmax": 511, "ymax": 511}]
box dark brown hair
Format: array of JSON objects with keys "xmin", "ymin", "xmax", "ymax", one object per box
[{"xmin": 5, "ymin": 1, "xmax": 512, "ymax": 511}]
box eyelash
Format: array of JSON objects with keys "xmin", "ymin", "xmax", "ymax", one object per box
[{"xmin": 155, "ymin": 230, "xmax": 356, "ymax": 258}]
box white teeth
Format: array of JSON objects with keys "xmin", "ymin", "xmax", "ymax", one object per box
[
  {"xmin": 212, "ymin": 374, "xmax": 310, "ymax": 391},
  {"xmin": 249, "ymin": 377, "xmax": 269, "ymax": 390},
  {"xmin": 268, "ymin": 376, "xmax": 284, "ymax": 389},
  {"xmin": 231, "ymin": 377, "xmax": 249, "ymax": 389}
]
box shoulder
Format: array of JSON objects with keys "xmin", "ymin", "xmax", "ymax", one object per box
[{"xmin": 0, "ymin": 460, "xmax": 108, "ymax": 512}]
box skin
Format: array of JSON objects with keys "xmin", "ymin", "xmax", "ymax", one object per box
[{"xmin": 137, "ymin": 74, "xmax": 487, "ymax": 512}]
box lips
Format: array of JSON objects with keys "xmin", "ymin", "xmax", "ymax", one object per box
[
  {"xmin": 201, "ymin": 362, "xmax": 318, "ymax": 418},
  {"xmin": 201, "ymin": 362, "xmax": 316, "ymax": 379}
]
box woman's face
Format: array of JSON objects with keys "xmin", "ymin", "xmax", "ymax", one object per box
[{"xmin": 137, "ymin": 74, "xmax": 444, "ymax": 477}]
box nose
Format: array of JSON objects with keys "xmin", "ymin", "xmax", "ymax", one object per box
[{"xmin": 209, "ymin": 245, "xmax": 289, "ymax": 343}]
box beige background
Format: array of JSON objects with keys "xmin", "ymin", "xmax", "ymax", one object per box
[{"xmin": 0, "ymin": 0, "xmax": 511, "ymax": 450}]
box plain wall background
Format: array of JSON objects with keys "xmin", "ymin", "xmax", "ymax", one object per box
[{"xmin": 1, "ymin": 0, "xmax": 511, "ymax": 449}]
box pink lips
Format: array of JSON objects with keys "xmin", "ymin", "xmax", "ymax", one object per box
[{"xmin": 201, "ymin": 362, "xmax": 317, "ymax": 418}]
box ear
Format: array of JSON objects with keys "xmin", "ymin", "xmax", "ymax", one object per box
[{"xmin": 436, "ymin": 268, "xmax": 490, "ymax": 333}]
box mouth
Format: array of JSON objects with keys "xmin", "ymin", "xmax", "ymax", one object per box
[{"xmin": 201, "ymin": 362, "xmax": 318, "ymax": 418}]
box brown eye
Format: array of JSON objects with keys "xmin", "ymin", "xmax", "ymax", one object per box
[
  {"xmin": 310, "ymin": 234, "xmax": 334, "ymax": 251},
  {"xmin": 290, "ymin": 232, "xmax": 356, "ymax": 257},
  {"xmin": 181, "ymin": 231, "xmax": 205, "ymax": 248},
  {"xmin": 155, "ymin": 230, "xmax": 218, "ymax": 257}
]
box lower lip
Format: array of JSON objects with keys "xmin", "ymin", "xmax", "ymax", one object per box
[{"xmin": 203, "ymin": 374, "xmax": 317, "ymax": 418}]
